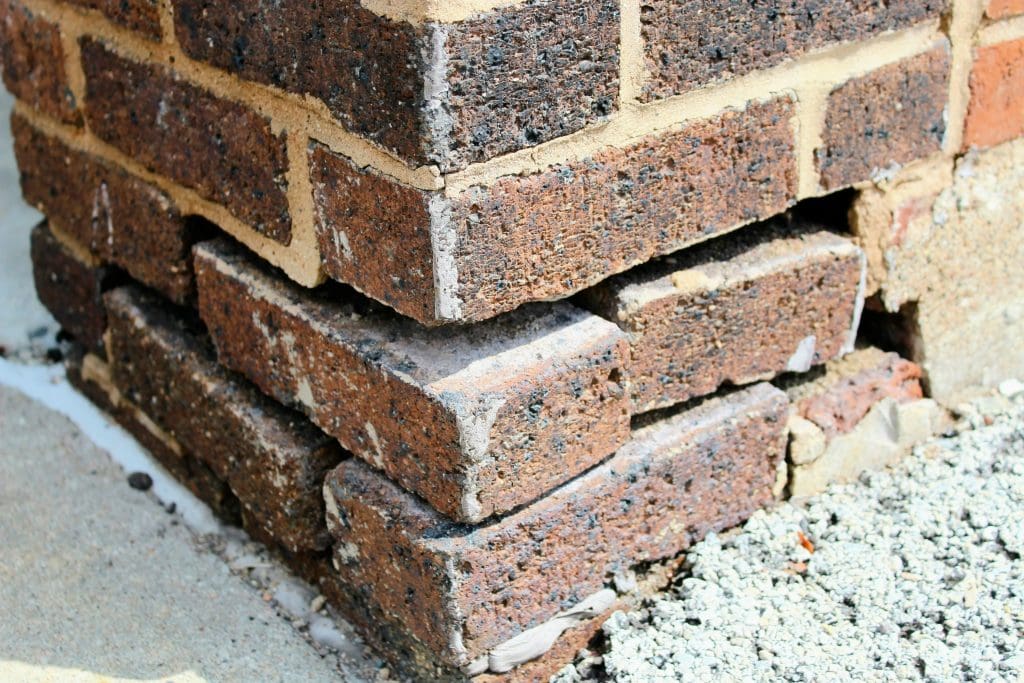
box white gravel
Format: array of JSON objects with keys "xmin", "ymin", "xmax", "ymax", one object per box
[{"xmin": 558, "ymin": 387, "xmax": 1024, "ymax": 682}]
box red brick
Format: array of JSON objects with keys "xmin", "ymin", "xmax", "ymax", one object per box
[
  {"xmin": 817, "ymin": 46, "xmax": 950, "ymax": 190},
  {"xmin": 79, "ymin": 38, "xmax": 292, "ymax": 243},
  {"xmin": 311, "ymin": 97, "xmax": 797, "ymax": 325},
  {"xmin": 641, "ymin": 0, "xmax": 945, "ymax": 101},
  {"xmin": 104, "ymin": 285, "xmax": 344, "ymax": 553},
  {"xmin": 13, "ymin": 113, "xmax": 197, "ymax": 305},
  {"xmin": 583, "ymin": 220, "xmax": 866, "ymax": 413},
  {"xmin": 964, "ymin": 38, "xmax": 1024, "ymax": 150},
  {"xmin": 65, "ymin": 0, "xmax": 162, "ymax": 38},
  {"xmin": 171, "ymin": 0, "xmax": 619, "ymax": 170},
  {"xmin": 194, "ymin": 238, "xmax": 631, "ymax": 524},
  {"xmin": 988, "ymin": 0, "xmax": 1024, "ymax": 18},
  {"xmin": 323, "ymin": 383, "xmax": 788, "ymax": 669},
  {"xmin": 0, "ymin": 0, "xmax": 80, "ymax": 124},
  {"xmin": 30, "ymin": 222, "xmax": 114, "ymax": 352}
]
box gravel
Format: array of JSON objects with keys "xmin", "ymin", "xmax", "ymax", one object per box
[{"xmin": 557, "ymin": 387, "xmax": 1024, "ymax": 682}]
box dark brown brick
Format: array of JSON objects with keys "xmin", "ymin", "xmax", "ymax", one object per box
[
  {"xmin": 817, "ymin": 45, "xmax": 950, "ymax": 190},
  {"xmin": 65, "ymin": 0, "xmax": 162, "ymax": 38},
  {"xmin": 13, "ymin": 113, "xmax": 196, "ymax": 304},
  {"xmin": 311, "ymin": 97, "xmax": 798, "ymax": 325},
  {"xmin": 31, "ymin": 222, "xmax": 113, "ymax": 352},
  {"xmin": 194, "ymin": 238, "xmax": 630, "ymax": 523},
  {"xmin": 104, "ymin": 285, "xmax": 344, "ymax": 553},
  {"xmin": 0, "ymin": 0, "xmax": 80, "ymax": 124},
  {"xmin": 323, "ymin": 383, "xmax": 788, "ymax": 668},
  {"xmin": 171, "ymin": 0, "xmax": 618, "ymax": 171},
  {"xmin": 641, "ymin": 0, "xmax": 946, "ymax": 101},
  {"xmin": 79, "ymin": 38, "xmax": 292, "ymax": 243},
  {"xmin": 582, "ymin": 219, "xmax": 865, "ymax": 413}
]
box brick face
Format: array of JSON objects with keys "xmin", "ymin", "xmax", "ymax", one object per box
[
  {"xmin": 641, "ymin": 0, "xmax": 946, "ymax": 101},
  {"xmin": 988, "ymin": 0, "xmax": 1024, "ymax": 18},
  {"xmin": 65, "ymin": 0, "xmax": 162, "ymax": 38},
  {"xmin": 79, "ymin": 39, "xmax": 292, "ymax": 243},
  {"xmin": 171, "ymin": 0, "xmax": 618, "ymax": 171},
  {"xmin": 964, "ymin": 38, "xmax": 1024, "ymax": 150},
  {"xmin": 194, "ymin": 239, "xmax": 631, "ymax": 524},
  {"xmin": 0, "ymin": 0, "xmax": 80, "ymax": 124},
  {"xmin": 817, "ymin": 46, "xmax": 950, "ymax": 190},
  {"xmin": 13, "ymin": 113, "xmax": 196, "ymax": 304},
  {"xmin": 324, "ymin": 383, "xmax": 788, "ymax": 665},
  {"xmin": 582, "ymin": 222, "xmax": 865, "ymax": 413}
]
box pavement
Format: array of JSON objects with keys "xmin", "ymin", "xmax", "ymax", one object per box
[{"xmin": 0, "ymin": 90, "xmax": 378, "ymax": 682}]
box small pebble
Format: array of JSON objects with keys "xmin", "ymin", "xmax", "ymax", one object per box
[{"xmin": 127, "ymin": 471, "xmax": 153, "ymax": 491}]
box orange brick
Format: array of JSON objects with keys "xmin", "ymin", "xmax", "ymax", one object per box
[
  {"xmin": 964, "ymin": 38, "xmax": 1024, "ymax": 149},
  {"xmin": 988, "ymin": 0, "xmax": 1024, "ymax": 18}
]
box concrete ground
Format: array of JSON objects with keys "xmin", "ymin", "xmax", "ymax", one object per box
[{"xmin": 0, "ymin": 90, "xmax": 378, "ymax": 682}]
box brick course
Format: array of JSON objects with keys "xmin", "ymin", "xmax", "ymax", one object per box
[
  {"xmin": 964, "ymin": 38, "xmax": 1024, "ymax": 150},
  {"xmin": 65, "ymin": 0, "xmax": 161, "ymax": 38}
]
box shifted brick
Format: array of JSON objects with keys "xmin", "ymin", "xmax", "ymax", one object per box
[
  {"xmin": 964, "ymin": 38, "xmax": 1024, "ymax": 150},
  {"xmin": 641, "ymin": 0, "xmax": 945, "ymax": 101},
  {"xmin": 13, "ymin": 112, "xmax": 197, "ymax": 304},
  {"xmin": 31, "ymin": 222, "xmax": 114, "ymax": 352},
  {"xmin": 172, "ymin": 0, "xmax": 618, "ymax": 170},
  {"xmin": 194, "ymin": 238, "xmax": 631, "ymax": 523},
  {"xmin": 988, "ymin": 0, "xmax": 1024, "ymax": 18},
  {"xmin": 104, "ymin": 285, "xmax": 344, "ymax": 553},
  {"xmin": 323, "ymin": 383, "xmax": 789, "ymax": 668},
  {"xmin": 582, "ymin": 219, "xmax": 866, "ymax": 413},
  {"xmin": 817, "ymin": 45, "xmax": 950, "ymax": 190},
  {"xmin": 79, "ymin": 38, "xmax": 292, "ymax": 243},
  {"xmin": 65, "ymin": 0, "xmax": 162, "ymax": 38},
  {"xmin": 311, "ymin": 97, "xmax": 798, "ymax": 325},
  {"xmin": 0, "ymin": 0, "xmax": 80, "ymax": 124}
]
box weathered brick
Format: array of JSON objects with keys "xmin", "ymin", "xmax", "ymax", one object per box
[
  {"xmin": 194, "ymin": 238, "xmax": 631, "ymax": 523},
  {"xmin": 65, "ymin": 0, "xmax": 162, "ymax": 38},
  {"xmin": 104, "ymin": 285, "xmax": 344, "ymax": 553},
  {"xmin": 0, "ymin": 0, "xmax": 80, "ymax": 124},
  {"xmin": 172, "ymin": 0, "xmax": 618, "ymax": 171},
  {"xmin": 817, "ymin": 45, "xmax": 950, "ymax": 190},
  {"xmin": 323, "ymin": 383, "xmax": 788, "ymax": 668},
  {"xmin": 988, "ymin": 0, "xmax": 1024, "ymax": 18},
  {"xmin": 79, "ymin": 39, "xmax": 292, "ymax": 243},
  {"xmin": 13, "ymin": 113, "xmax": 197, "ymax": 304},
  {"xmin": 964, "ymin": 38, "xmax": 1024, "ymax": 150},
  {"xmin": 641, "ymin": 0, "xmax": 945, "ymax": 101},
  {"xmin": 311, "ymin": 97, "xmax": 797, "ymax": 325},
  {"xmin": 582, "ymin": 220, "xmax": 865, "ymax": 413},
  {"xmin": 31, "ymin": 222, "xmax": 114, "ymax": 352}
]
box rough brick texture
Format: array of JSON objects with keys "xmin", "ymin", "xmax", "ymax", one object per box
[
  {"xmin": 324, "ymin": 383, "xmax": 788, "ymax": 668},
  {"xmin": 194, "ymin": 239, "xmax": 630, "ymax": 524},
  {"xmin": 65, "ymin": 0, "xmax": 162, "ymax": 38},
  {"xmin": 172, "ymin": 0, "xmax": 618, "ymax": 171},
  {"xmin": 312, "ymin": 97, "xmax": 797, "ymax": 325},
  {"xmin": 817, "ymin": 45, "xmax": 950, "ymax": 190},
  {"xmin": 0, "ymin": 0, "xmax": 80, "ymax": 124},
  {"xmin": 988, "ymin": 0, "xmax": 1024, "ymax": 18},
  {"xmin": 79, "ymin": 39, "xmax": 292, "ymax": 243},
  {"xmin": 13, "ymin": 113, "xmax": 196, "ymax": 304},
  {"xmin": 582, "ymin": 220, "xmax": 865, "ymax": 413},
  {"xmin": 641, "ymin": 0, "xmax": 945, "ymax": 101},
  {"xmin": 964, "ymin": 38, "xmax": 1024, "ymax": 150},
  {"xmin": 104, "ymin": 285, "xmax": 344, "ymax": 553},
  {"xmin": 31, "ymin": 222, "xmax": 114, "ymax": 352}
]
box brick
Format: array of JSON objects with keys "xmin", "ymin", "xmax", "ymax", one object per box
[
  {"xmin": 582, "ymin": 220, "xmax": 866, "ymax": 413},
  {"xmin": 13, "ymin": 113, "xmax": 197, "ymax": 304},
  {"xmin": 311, "ymin": 97, "xmax": 797, "ymax": 325},
  {"xmin": 79, "ymin": 39, "xmax": 292, "ymax": 243},
  {"xmin": 193, "ymin": 238, "xmax": 630, "ymax": 524},
  {"xmin": 104, "ymin": 285, "xmax": 344, "ymax": 553},
  {"xmin": 172, "ymin": 0, "xmax": 618, "ymax": 171},
  {"xmin": 65, "ymin": 0, "xmax": 162, "ymax": 38},
  {"xmin": 817, "ymin": 46, "xmax": 950, "ymax": 190},
  {"xmin": 641, "ymin": 0, "xmax": 945, "ymax": 101},
  {"xmin": 988, "ymin": 0, "xmax": 1024, "ymax": 18},
  {"xmin": 31, "ymin": 222, "xmax": 114, "ymax": 352},
  {"xmin": 323, "ymin": 383, "xmax": 789, "ymax": 668},
  {"xmin": 0, "ymin": 0, "xmax": 80, "ymax": 124},
  {"xmin": 964, "ymin": 38, "xmax": 1024, "ymax": 150}
]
